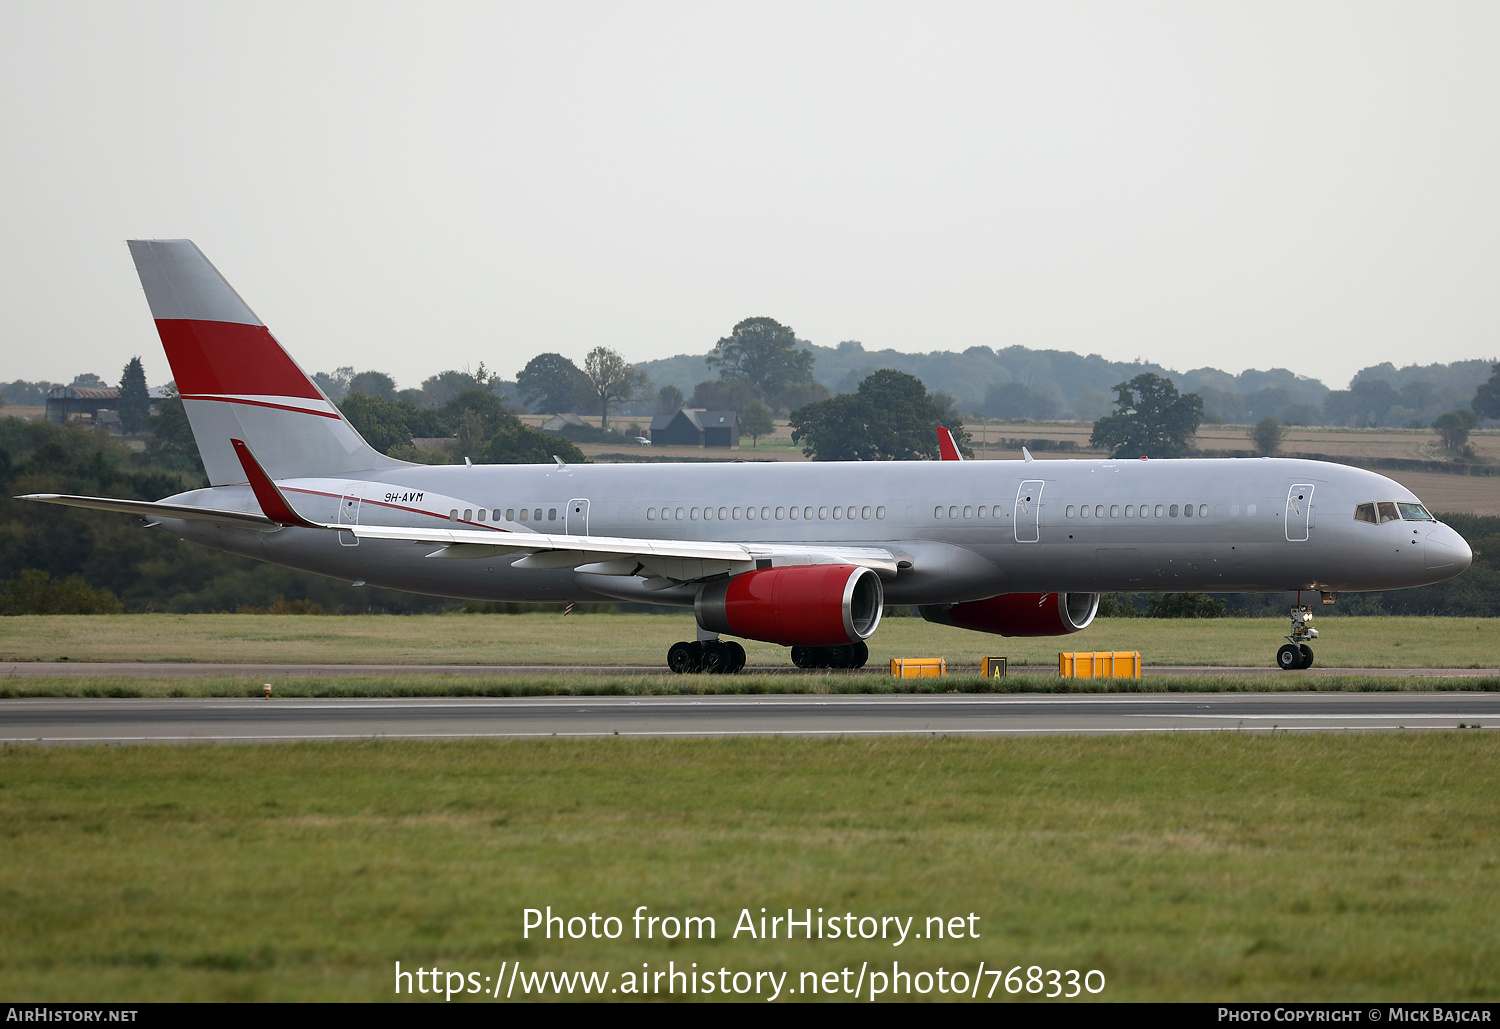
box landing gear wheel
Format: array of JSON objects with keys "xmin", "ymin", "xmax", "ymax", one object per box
[
  {"xmin": 790, "ymin": 646, "xmax": 816, "ymax": 669},
  {"xmin": 724, "ymin": 641, "xmax": 746, "ymax": 673},
  {"xmin": 1298, "ymin": 644, "xmax": 1314, "ymax": 669},
  {"xmin": 1277, "ymin": 644, "xmax": 1301, "ymax": 670},
  {"xmin": 667, "ymin": 641, "xmax": 702, "ymax": 674},
  {"xmin": 850, "ymin": 641, "xmax": 869, "ymax": 669}
]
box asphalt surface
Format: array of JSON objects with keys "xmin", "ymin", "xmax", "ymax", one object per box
[
  {"xmin": 4, "ymin": 662, "xmax": 1497, "ymax": 678},
  {"xmin": 2, "ymin": 692, "xmax": 1496, "ymax": 744}
]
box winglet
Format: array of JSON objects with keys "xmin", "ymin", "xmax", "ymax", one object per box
[
  {"xmin": 1022, "ymin": 447, "xmax": 1034, "ymax": 462},
  {"xmin": 230, "ymin": 438, "xmax": 320, "ymax": 528},
  {"xmin": 936, "ymin": 426, "xmax": 963, "ymax": 461}
]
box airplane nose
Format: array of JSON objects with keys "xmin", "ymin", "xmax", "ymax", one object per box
[{"xmin": 1425, "ymin": 529, "xmax": 1472, "ymax": 574}]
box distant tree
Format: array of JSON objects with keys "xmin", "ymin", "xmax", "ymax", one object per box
[
  {"xmin": 339, "ymin": 392, "xmax": 412, "ymax": 453},
  {"xmin": 1433, "ymin": 409, "xmax": 1478, "ymax": 451},
  {"xmin": 705, "ymin": 317, "xmax": 815, "ymax": 408},
  {"xmin": 69, "ymin": 373, "xmax": 107, "ymax": 388},
  {"xmin": 0, "ymin": 569, "xmax": 123, "ymax": 615},
  {"xmin": 983, "ymin": 381, "xmax": 1059, "ymax": 420},
  {"xmin": 116, "ymin": 357, "xmax": 151, "ymax": 434},
  {"xmin": 690, "ymin": 377, "xmax": 759, "ymax": 412},
  {"xmin": 422, "ymin": 369, "xmax": 480, "ymax": 406},
  {"xmin": 1070, "ymin": 383, "xmax": 1115, "ymax": 422},
  {"xmin": 1146, "ymin": 593, "xmax": 1228, "ymax": 618},
  {"xmin": 1089, "ymin": 373, "xmax": 1204, "ymax": 459},
  {"xmin": 517, "ymin": 353, "xmax": 589, "ymax": 414},
  {"xmin": 582, "ymin": 346, "xmax": 648, "ymax": 429},
  {"xmin": 791, "ymin": 369, "xmax": 971, "ymax": 461},
  {"xmin": 145, "ymin": 385, "xmax": 203, "ymax": 473},
  {"xmin": 1249, "ymin": 416, "xmax": 1288, "ymax": 457},
  {"xmin": 480, "ymin": 417, "xmax": 586, "ymax": 465},
  {"xmin": 312, "ymin": 366, "xmax": 355, "ymax": 402},
  {"xmin": 740, "ymin": 400, "xmax": 775, "ymax": 448},
  {"xmin": 655, "ymin": 384, "xmax": 685, "ymax": 416},
  {"xmin": 1474, "ymin": 363, "xmax": 1500, "ymax": 420},
  {"xmin": 347, "ymin": 370, "xmax": 397, "ymax": 401}
]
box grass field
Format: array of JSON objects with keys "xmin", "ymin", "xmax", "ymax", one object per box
[
  {"xmin": 2, "ymin": 613, "xmax": 1495, "ymax": 669},
  {"xmin": 1, "ymin": 734, "xmax": 1496, "ymax": 1001},
  {"xmin": 5, "ymin": 672, "xmax": 1499, "ymax": 700}
]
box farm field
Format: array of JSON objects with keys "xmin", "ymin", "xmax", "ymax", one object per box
[
  {"xmin": 1, "ymin": 734, "xmax": 1496, "ymax": 1001},
  {"xmin": 1, "ymin": 613, "xmax": 1494, "ymax": 669}
]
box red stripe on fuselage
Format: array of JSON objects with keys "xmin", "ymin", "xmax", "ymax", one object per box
[
  {"xmin": 155, "ymin": 320, "xmax": 323, "ymax": 399},
  {"xmin": 281, "ymin": 486, "xmax": 514, "ymax": 531}
]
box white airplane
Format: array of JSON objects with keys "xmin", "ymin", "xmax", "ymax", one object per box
[{"xmin": 22, "ymin": 241, "xmax": 1473, "ymax": 673}]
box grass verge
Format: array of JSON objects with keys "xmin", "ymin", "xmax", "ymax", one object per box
[
  {"xmin": 0, "ymin": 734, "xmax": 1496, "ymax": 1001},
  {"xmin": 2, "ymin": 673, "xmax": 1498, "ymax": 699}
]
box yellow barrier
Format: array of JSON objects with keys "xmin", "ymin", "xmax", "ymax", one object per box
[
  {"xmin": 981, "ymin": 657, "xmax": 1008, "ymax": 678},
  {"xmin": 1058, "ymin": 651, "xmax": 1142, "ymax": 679},
  {"xmin": 890, "ymin": 658, "xmax": 946, "ymax": 678}
]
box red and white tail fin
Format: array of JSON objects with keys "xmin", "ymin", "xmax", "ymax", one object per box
[
  {"xmin": 936, "ymin": 425, "xmax": 964, "ymax": 461},
  {"xmin": 127, "ymin": 239, "xmax": 401, "ymax": 485}
]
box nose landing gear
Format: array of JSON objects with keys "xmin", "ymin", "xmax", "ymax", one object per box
[{"xmin": 1276, "ymin": 606, "xmax": 1318, "ymax": 670}]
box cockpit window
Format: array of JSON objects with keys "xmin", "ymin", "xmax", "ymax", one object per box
[
  {"xmin": 1377, "ymin": 502, "xmax": 1400, "ymax": 524},
  {"xmin": 1354, "ymin": 503, "xmax": 1377, "ymax": 524},
  {"xmin": 1397, "ymin": 502, "xmax": 1434, "ymax": 521}
]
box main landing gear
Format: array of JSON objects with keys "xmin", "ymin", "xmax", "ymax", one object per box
[
  {"xmin": 1276, "ymin": 605, "xmax": 1318, "ymax": 670},
  {"xmin": 667, "ymin": 639, "xmax": 747, "ymax": 675},
  {"xmin": 791, "ymin": 641, "xmax": 869, "ymax": 670}
]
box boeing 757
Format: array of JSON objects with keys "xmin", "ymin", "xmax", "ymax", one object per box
[{"xmin": 21, "ymin": 241, "xmax": 1473, "ymax": 672}]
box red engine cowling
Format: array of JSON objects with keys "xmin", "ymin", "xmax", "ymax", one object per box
[
  {"xmin": 920, "ymin": 592, "xmax": 1099, "ymax": 636},
  {"xmin": 695, "ymin": 564, "xmax": 884, "ymax": 646}
]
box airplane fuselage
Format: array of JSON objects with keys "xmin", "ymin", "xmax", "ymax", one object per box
[{"xmin": 157, "ymin": 455, "xmax": 1471, "ymax": 607}]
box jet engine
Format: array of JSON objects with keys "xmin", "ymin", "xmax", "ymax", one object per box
[
  {"xmin": 920, "ymin": 592, "xmax": 1099, "ymax": 636},
  {"xmin": 695, "ymin": 564, "xmax": 884, "ymax": 646}
]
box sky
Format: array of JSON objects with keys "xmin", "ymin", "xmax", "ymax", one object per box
[{"xmin": 2, "ymin": 1, "xmax": 1498, "ymax": 393}]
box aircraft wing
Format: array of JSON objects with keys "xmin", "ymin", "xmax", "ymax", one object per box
[
  {"xmin": 346, "ymin": 522, "xmax": 901, "ymax": 583},
  {"xmin": 17, "ymin": 493, "xmax": 277, "ymax": 528}
]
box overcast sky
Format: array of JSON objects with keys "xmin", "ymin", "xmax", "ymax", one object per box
[{"xmin": 3, "ymin": 2, "xmax": 1498, "ymax": 393}]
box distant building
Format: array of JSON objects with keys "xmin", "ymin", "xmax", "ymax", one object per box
[
  {"xmin": 46, "ymin": 385, "xmax": 172, "ymax": 427},
  {"xmin": 649, "ymin": 408, "xmax": 740, "ymax": 448},
  {"xmin": 540, "ymin": 413, "xmax": 590, "ymax": 433}
]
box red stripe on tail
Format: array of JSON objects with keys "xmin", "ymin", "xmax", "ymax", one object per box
[{"xmin": 156, "ymin": 320, "xmax": 323, "ymax": 399}]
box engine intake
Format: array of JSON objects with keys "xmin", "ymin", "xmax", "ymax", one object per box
[
  {"xmin": 696, "ymin": 564, "xmax": 883, "ymax": 646},
  {"xmin": 920, "ymin": 592, "xmax": 1099, "ymax": 636}
]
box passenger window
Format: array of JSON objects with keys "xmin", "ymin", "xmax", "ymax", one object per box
[
  {"xmin": 761, "ymin": 507, "xmax": 770, "ymax": 520},
  {"xmin": 963, "ymin": 506, "xmax": 972, "ymax": 519},
  {"xmin": 506, "ymin": 509, "xmax": 515, "ymax": 521},
  {"xmin": 1066, "ymin": 505, "xmax": 1075, "ymax": 518},
  {"xmin": 647, "ymin": 508, "xmax": 655, "ymax": 521},
  {"xmin": 464, "ymin": 509, "xmax": 473, "ymax": 521},
  {"xmin": 449, "ymin": 509, "xmax": 459, "ymax": 521},
  {"xmin": 832, "ymin": 507, "xmax": 841, "ymax": 520},
  {"xmin": 1198, "ymin": 504, "xmax": 1208, "ymax": 518},
  {"xmin": 733, "ymin": 507, "xmax": 742, "ymax": 519},
  {"xmin": 1169, "ymin": 505, "xmax": 1179, "ymax": 517},
  {"xmin": 477, "ymin": 510, "xmax": 486, "ymax": 522},
  {"xmin": 517, "ymin": 509, "xmax": 528, "ymax": 522},
  {"xmin": 1378, "ymin": 502, "xmax": 1400, "ymax": 524},
  {"xmin": 776, "ymin": 507, "xmax": 785, "ymax": 519},
  {"xmin": 804, "ymin": 507, "xmax": 814, "ymax": 520},
  {"xmin": 1354, "ymin": 503, "xmax": 1376, "ymax": 524},
  {"xmin": 718, "ymin": 507, "xmax": 728, "ymax": 520},
  {"xmin": 547, "ymin": 509, "xmax": 556, "ymax": 521},
  {"xmin": 1109, "ymin": 505, "xmax": 1118, "ymax": 518},
  {"xmin": 948, "ymin": 506, "xmax": 958, "ymax": 519},
  {"xmin": 819, "ymin": 507, "xmax": 829, "ymax": 519},
  {"xmin": 493, "ymin": 509, "xmax": 502, "ymax": 521},
  {"xmin": 1124, "ymin": 506, "xmax": 1133, "ymax": 518},
  {"xmin": 1080, "ymin": 506, "xmax": 1089, "ymax": 519},
  {"xmin": 1183, "ymin": 504, "xmax": 1193, "ymax": 519},
  {"xmin": 876, "ymin": 506, "xmax": 886, "ymax": 519},
  {"xmin": 976, "ymin": 506, "xmax": 985, "ymax": 519},
  {"xmin": 747, "ymin": 507, "xmax": 756, "ymax": 520},
  {"xmin": 789, "ymin": 506, "xmax": 799, "ymax": 520},
  {"xmin": 862, "ymin": 506, "xmax": 872, "ymax": 519},
  {"xmin": 690, "ymin": 507, "xmax": 699, "ymax": 520},
  {"xmin": 935, "ymin": 506, "xmax": 944, "ymax": 519}
]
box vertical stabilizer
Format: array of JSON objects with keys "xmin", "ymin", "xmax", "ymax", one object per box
[{"xmin": 127, "ymin": 240, "xmax": 402, "ymax": 484}]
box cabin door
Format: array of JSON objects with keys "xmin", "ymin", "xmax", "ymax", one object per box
[
  {"xmin": 1014, "ymin": 479, "xmax": 1044, "ymax": 543},
  {"xmin": 1285, "ymin": 484, "xmax": 1314, "ymax": 542},
  {"xmin": 338, "ymin": 486, "xmax": 362, "ymax": 547},
  {"xmin": 566, "ymin": 498, "xmax": 590, "ymax": 535}
]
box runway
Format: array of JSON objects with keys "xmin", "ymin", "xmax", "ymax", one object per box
[
  {"xmin": 1, "ymin": 692, "xmax": 1496, "ymax": 744},
  {"xmin": 4, "ymin": 662, "xmax": 1497, "ymax": 678}
]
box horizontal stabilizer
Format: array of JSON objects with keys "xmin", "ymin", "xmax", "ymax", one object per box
[{"xmin": 18, "ymin": 494, "xmax": 277, "ymax": 528}]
